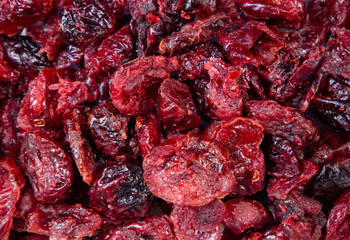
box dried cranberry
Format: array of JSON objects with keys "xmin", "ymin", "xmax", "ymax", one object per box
[
  {"xmin": 224, "ymin": 198, "xmax": 271, "ymax": 235},
  {"xmin": 19, "ymin": 132, "xmax": 73, "ymax": 203},
  {"xmin": 87, "ymin": 26, "xmax": 134, "ymax": 75},
  {"xmin": 27, "ymin": 11, "xmax": 65, "ymax": 61},
  {"xmin": 158, "ymin": 78, "xmax": 202, "ymax": 132},
  {"xmin": 205, "ymin": 117, "xmax": 265, "ymax": 196},
  {"xmin": 88, "ymin": 102, "xmax": 135, "ymax": 158},
  {"xmin": 326, "ymin": 189, "xmax": 350, "ymax": 240},
  {"xmin": 0, "ymin": 35, "xmax": 52, "ymax": 79},
  {"xmin": 17, "ymin": 68, "xmax": 62, "ymax": 132},
  {"xmin": 0, "ymin": 156, "xmax": 26, "ymax": 240},
  {"xmin": 171, "ymin": 199, "xmax": 225, "ymax": 240},
  {"xmin": 109, "ymin": 56, "xmax": 179, "ymax": 116},
  {"xmin": 0, "ymin": 0, "xmax": 52, "ymax": 36},
  {"xmin": 247, "ymin": 100, "xmax": 319, "ymax": 146},
  {"xmin": 64, "ymin": 107, "xmax": 97, "ymax": 185},
  {"xmin": 60, "ymin": 0, "xmax": 116, "ymax": 46},
  {"xmin": 89, "ymin": 162, "xmax": 152, "ymax": 222},
  {"xmin": 143, "ymin": 132, "xmax": 237, "ymax": 206},
  {"xmin": 53, "ymin": 45, "xmax": 84, "ymax": 70},
  {"xmin": 175, "ymin": 42, "xmax": 226, "ymax": 81},
  {"xmin": 136, "ymin": 113, "xmax": 163, "ymax": 157},
  {"xmin": 159, "ymin": 12, "xmax": 243, "ymax": 54},
  {"xmin": 204, "ymin": 59, "xmax": 244, "ymax": 120}
]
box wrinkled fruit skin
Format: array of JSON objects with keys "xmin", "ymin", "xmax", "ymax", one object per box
[
  {"xmin": 89, "ymin": 162, "xmax": 152, "ymax": 222},
  {"xmin": 143, "ymin": 132, "xmax": 237, "ymax": 206},
  {"xmin": 171, "ymin": 199, "xmax": 226, "ymax": 240},
  {"xmin": 19, "ymin": 132, "xmax": 73, "ymax": 203}
]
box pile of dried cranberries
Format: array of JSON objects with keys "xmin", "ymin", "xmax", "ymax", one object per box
[{"xmin": 0, "ymin": 0, "xmax": 350, "ymax": 239}]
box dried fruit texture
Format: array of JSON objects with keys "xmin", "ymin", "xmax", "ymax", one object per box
[
  {"xmin": 143, "ymin": 132, "xmax": 237, "ymax": 206},
  {"xmin": 243, "ymin": 216, "xmax": 325, "ymax": 240},
  {"xmin": 136, "ymin": 113, "xmax": 163, "ymax": 157},
  {"xmin": 311, "ymin": 76, "xmax": 350, "ymax": 131},
  {"xmin": 88, "ymin": 103, "xmax": 136, "ymax": 158},
  {"xmin": 0, "ymin": 0, "xmax": 52, "ymax": 36},
  {"xmin": 0, "ymin": 43, "xmax": 21, "ymax": 83},
  {"xmin": 0, "ymin": 98, "xmax": 21, "ymax": 157},
  {"xmin": 159, "ymin": 12, "xmax": 243, "ymax": 54},
  {"xmin": 63, "ymin": 108, "xmax": 97, "ymax": 185},
  {"xmin": 326, "ymin": 189, "xmax": 350, "ymax": 240},
  {"xmin": 89, "ymin": 162, "xmax": 152, "ymax": 222},
  {"xmin": 49, "ymin": 79, "xmax": 92, "ymax": 114},
  {"xmin": 21, "ymin": 234, "xmax": 49, "ymax": 240},
  {"xmin": 218, "ymin": 20, "xmax": 283, "ymax": 66},
  {"xmin": 53, "ymin": 45, "xmax": 84, "ymax": 70},
  {"xmin": 204, "ymin": 59, "xmax": 244, "ymax": 120},
  {"xmin": 158, "ymin": 78, "xmax": 201, "ymax": 132},
  {"xmin": 19, "ymin": 132, "xmax": 73, "ymax": 203},
  {"xmin": 268, "ymin": 190, "xmax": 322, "ymax": 222},
  {"xmin": 109, "ymin": 56, "xmax": 179, "ymax": 116},
  {"xmin": 264, "ymin": 136, "xmax": 300, "ymax": 179},
  {"xmin": 247, "ymin": 100, "xmax": 319, "ymax": 146},
  {"xmin": 60, "ymin": 0, "xmax": 116, "ymax": 47},
  {"xmin": 87, "ymin": 26, "xmax": 134, "ymax": 75},
  {"xmin": 0, "ymin": 35, "xmax": 52, "ymax": 79},
  {"xmin": 205, "ymin": 117, "xmax": 265, "ymax": 196},
  {"xmin": 27, "ymin": 11, "xmax": 65, "ymax": 61},
  {"xmin": 17, "ymin": 68, "xmax": 61, "ymax": 132},
  {"xmin": 170, "ymin": 199, "xmax": 226, "ymax": 240},
  {"xmin": 267, "ymin": 160, "xmax": 319, "ymax": 200},
  {"xmin": 26, "ymin": 203, "xmax": 102, "ymax": 240},
  {"xmin": 311, "ymin": 142, "xmax": 350, "ymax": 203},
  {"xmin": 0, "ymin": 156, "xmax": 26, "ymax": 240},
  {"xmin": 308, "ymin": 0, "xmax": 350, "ymax": 28},
  {"xmin": 95, "ymin": 215, "xmax": 175, "ymax": 240},
  {"xmin": 175, "ymin": 42, "xmax": 226, "ymax": 81},
  {"xmin": 224, "ymin": 199, "xmax": 271, "ymax": 235},
  {"xmin": 234, "ymin": 0, "xmax": 306, "ymax": 28}
]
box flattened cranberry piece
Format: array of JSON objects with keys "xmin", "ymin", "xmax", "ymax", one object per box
[
  {"xmin": 49, "ymin": 79, "xmax": 92, "ymax": 114},
  {"xmin": 19, "ymin": 132, "xmax": 73, "ymax": 203},
  {"xmin": 26, "ymin": 203, "xmax": 102, "ymax": 240},
  {"xmin": 308, "ymin": 0, "xmax": 350, "ymax": 27},
  {"xmin": 247, "ymin": 100, "xmax": 319, "ymax": 146},
  {"xmin": 234, "ymin": 0, "xmax": 306, "ymax": 28},
  {"xmin": 64, "ymin": 108, "xmax": 97, "ymax": 185},
  {"xmin": 171, "ymin": 199, "xmax": 225, "ymax": 240},
  {"xmin": 95, "ymin": 215, "xmax": 175, "ymax": 240},
  {"xmin": 136, "ymin": 113, "xmax": 162, "ymax": 157},
  {"xmin": 245, "ymin": 216, "xmax": 324, "ymax": 240},
  {"xmin": 264, "ymin": 136, "xmax": 300, "ymax": 179},
  {"xmin": 158, "ymin": 78, "xmax": 201, "ymax": 132},
  {"xmin": 87, "ymin": 26, "xmax": 134, "ymax": 75},
  {"xmin": 0, "ymin": 156, "xmax": 26, "ymax": 240},
  {"xmin": 205, "ymin": 117, "xmax": 265, "ymax": 196},
  {"xmin": 159, "ymin": 12, "xmax": 243, "ymax": 54},
  {"xmin": 143, "ymin": 132, "xmax": 237, "ymax": 206},
  {"xmin": 27, "ymin": 11, "xmax": 65, "ymax": 61},
  {"xmin": 89, "ymin": 162, "xmax": 152, "ymax": 222},
  {"xmin": 326, "ymin": 189, "xmax": 350, "ymax": 240},
  {"xmin": 60, "ymin": 0, "xmax": 116, "ymax": 46},
  {"xmin": 204, "ymin": 59, "xmax": 244, "ymax": 120},
  {"xmin": 88, "ymin": 103, "xmax": 135, "ymax": 158},
  {"xmin": 109, "ymin": 56, "xmax": 179, "ymax": 116},
  {"xmin": 0, "ymin": 35, "xmax": 52, "ymax": 79},
  {"xmin": 17, "ymin": 68, "xmax": 61, "ymax": 132},
  {"xmin": 0, "ymin": 98, "xmax": 21, "ymax": 157},
  {"xmin": 267, "ymin": 160, "xmax": 319, "ymax": 200},
  {"xmin": 0, "ymin": 0, "xmax": 52, "ymax": 36},
  {"xmin": 175, "ymin": 42, "xmax": 226, "ymax": 81},
  {"xmin": 53, "ymin": 45, "xmax": 84, "ymax": 70},
  {"xmin": 311, "ymin": 142, "xmax": 350, "ymax": 202},
  {"xmin": 268, "ymin": 190, "xmax": 322, "ymax": 222},
  {"xmin": 224, "ymin": 199, "xmax": 271, "ymax": 235}
]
